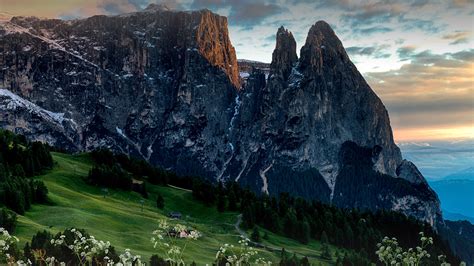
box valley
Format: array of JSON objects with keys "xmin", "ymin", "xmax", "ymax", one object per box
[{"xmin": 0, "ymin": 2, "xmax": 472, "ymax": 265}]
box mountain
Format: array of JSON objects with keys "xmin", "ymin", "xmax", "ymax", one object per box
[
  {"xmin": 0, "ymin": 7, "xmax": 441, "ymax": 225},
  {"xmin": 440, "ymin": 220, "xmax": 474, "ymax": 265},
  {"xmin": 444, "ymin": 210, "xmax": 474, "ymax": 224},
  {"xmin": 445, "ymin": 167, "xmax": 474, "ymax": 181},
  {"xmin": 445, "ymin": 220, "xmax": 474, "ymax": 243},
  {"xmin": 430, "ymin": 179, "xmax": 474, "ymax": 218},
  {"xmin": 398, "ymin": 140, "xmax": 474, "ymax": 180}
]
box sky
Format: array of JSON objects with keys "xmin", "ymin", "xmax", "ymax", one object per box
[{"xmin": 1, "ymin": 0, "xmax": 473, "ymax": 143}]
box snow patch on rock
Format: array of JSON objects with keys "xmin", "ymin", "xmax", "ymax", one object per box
[{"xmin": 0, "ymin": 88, "xmax": 65, "ymax": 125}]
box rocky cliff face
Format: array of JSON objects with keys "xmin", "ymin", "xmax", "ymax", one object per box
[
  {"xmin": 0, "ymin": 8, "xmax": 239, "ymax": 179},
  {"xmin": 0, "ymin": 7, "xmax": 441, "ymax": 224}
]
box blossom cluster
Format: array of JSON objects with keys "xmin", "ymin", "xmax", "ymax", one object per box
[
  {"xmin": 215, "ymin": 236, "xmax": 271, "ymax": 265},
  {"xmin": 0, "ymin": 227, "xmax": 19, "ymax": 262},
  {"xmin": 151, "ymin": 219, "xmax": 201, "ymax": 265},
  {"xmin": 376, "ymin": 232, "xmax": 433, "ymax": 266},
  {"xmin": 118, "ymin": 249, "xmax": 144, "ymax": 266},
  {"xmin": 48, "ymin": 228, "xmax": 144, "ymax": 266},
  {"xmin": 50, "ymin": 228, "xmax": 111, "ymax": 265}
]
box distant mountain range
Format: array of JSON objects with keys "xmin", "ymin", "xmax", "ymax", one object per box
[
  {"xmin": 444, "ymin": 167, "xmax": 474, "ymax": 180},
  {"xmin": 399, "ymin": 141, "xmax": 474, "ymax": 221},
  {"xmin": 398, "ymin": 140, "xmax": 474, "ymax": 180},
  {"xmin": 430, "ymin": 179, "xmax": 474, "ymax": 219},
  {"xmin": 444, "ymin": 210, "xmax": 474, "ymax": 224}
]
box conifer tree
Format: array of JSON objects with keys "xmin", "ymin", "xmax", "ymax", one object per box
[
  {"xmin": 156, "ymin": 194, "xmax": 164, "ymax": 209},
  {"xmin": 217, "ymin": 193, "xmax": 226, "ymax": 212},
  {"xmin": 251, "ymin": 226, "xmax": 260, "ymax": 242}
]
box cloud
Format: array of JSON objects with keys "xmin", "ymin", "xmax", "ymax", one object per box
[
  {"xmin": 400, "ymin": 17, "xmax": 443, "ymax": 33},
  {"xmin": 451, "ymin": 49, "xmax": 474, "ymax": 61},
  {"xmin": 366, "ymin": 49, "xmax": 474, "ymax": 141},
  {"xmin": 190, "ymin": 0, "xmax": 285, "ymax": 28},
  {"xmin": 396, "ymin": 45, "xmax": 417, "ymax": 60},
  {"xmin": 339, "ymin": 2, "xmax": 403, "ymax": 29},
  {"xmin": 190, "ymin": 0, "xmax": 225, "ymax": 9},
  {"xmin": 449, "ymin": 0, "xmax": 474, "ymax": 8},
  {"xmin": 352, "ymin": 26, "xmax": 394, "ymax": 35},
  {"xmin": 443, "ymin": 31, "xmax": 471, "ymax": 45},
  {"xmin": 346, "ymin": 44, "xmax": 391, "ymax": 58},
  {"xmin": 335, "ymin": 1, "xmax": 450, "ymax": 37},
  {"xmin": 229, "ymin": 2, "xmax": 284, "ymax": 27}
]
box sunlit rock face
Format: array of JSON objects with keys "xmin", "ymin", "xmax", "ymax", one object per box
[{"xmin": 0, "ymin": 7, "xmax": 441, "ymax": 225}]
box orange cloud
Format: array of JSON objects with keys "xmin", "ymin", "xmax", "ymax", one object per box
[
  {"xmin": 442, "ymin": 31, "xmax": 471, "ymax": 45},
  {"xmin": 395, "ymin": 126, "xmax": 474, "ymax": 142},
  {"xmin": 367, "ymin": 50, "xmax": 474, "ymax": 142}
]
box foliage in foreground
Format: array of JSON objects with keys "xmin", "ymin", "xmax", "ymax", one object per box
[
  {"xmin": 0, "ymin": 218, "xmax": 272, "ymax": 265},
  {"xmin": 1, "ymin": 223, "xmax": 467, "ymax": 266},
  {"xmin": 376, "ymin": 232, "xmax": 466, "ymax": 266}
]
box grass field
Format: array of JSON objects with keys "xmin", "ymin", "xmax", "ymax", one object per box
[{"xmin": 13, "ymin": 152, "xmax": 336, "ymax": 264}]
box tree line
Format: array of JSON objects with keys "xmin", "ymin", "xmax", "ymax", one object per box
[
  {"xmin": 87, "ymin": 147, "xmax": 461, "ymax": 264},
  {"xmin": 190, "ymin": 180, "xmax": 460, "ymax": 264},
  {"xmin": 0, "ymin": 130, "xmax": 50, "ymax": 214}
]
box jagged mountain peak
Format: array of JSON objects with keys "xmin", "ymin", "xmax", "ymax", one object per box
[
  {"xmin": 277, "ymin": 26, "xmax": 292, "ymax": 35},
  {"xmin": 300, "ymin": 20, "xmax": 349, "ymax": 72},
  {"xmin": 144, "ymin": 3, "xmax": 172, "ymax": 12},
  {"xmin": 310, "ymin": 20, "xmax": 334, "ymax": 33},
  {"xmin": 270, "ymin": 26, "xmax": 297, "ymax": 79},
  {"xmin": 306, "ymin": 20, "xmax": 340, "ymax": 43}
]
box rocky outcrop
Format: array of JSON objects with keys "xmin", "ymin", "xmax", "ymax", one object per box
[
  {"xmin": 235, "ymin": 21, "xmax": 402, "ymax": 193},
  {"xmin": 397, "ymin": 159, "xmax": 428, "ymax": 185},
  {"xmin": 196, "ymin": 10, "xmax": 240, "ymax": 88},
  {"xmin": 0, "ymin": 7, "xmax": 240, "ymax": 178},
  {"xmin": 270, "ymin": 26, "xmax": 297, "ymax": 79},
  {"xmin": 0, "ymin": 8, "xmax": 442, "ymax": 224}
]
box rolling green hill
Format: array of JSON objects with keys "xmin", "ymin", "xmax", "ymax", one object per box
[{"xmin": 13, "ymin": 152, "xmax": 335, "ymax": 264}]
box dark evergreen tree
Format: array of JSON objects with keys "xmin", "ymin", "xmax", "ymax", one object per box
[
  {"xmin": 290, "ymin": 254, "xmax": 299, "ymax": 266},
  {"xmin": 242, "ymin": 205, "xmax": 255, "ymax": 229},
  {"xmin": 296, "ymin": 220, "xmax": 310, "ymax": 244},
  {"xmin": 0, "ymin": 208, "xmax": 17, "ymax": 232},
  {"xmin": 227, "ymin": 190, "xmax": 237, "ymax": 211},
  {"xmin": 251, "ymin": 226, "xmax": 260, "ymax": 242},
  {"xmin": 149, "ymin": 254, "xmax": 168, "ymax": 266},
  {"xmin": 217, "ymin": 193, "xmax": 226, "ymax": 213},
  {"xmin": 23, "ymin": 243, "xmax": 33, "ymax": 262},
  {"xmin": 320, "ymin": 231, "xmax": 329, "ymax": 244},
  {"xmin": 34, "ymin": 180, "xmax": 49, "ymax": 203},
  {"xmin": 320, "ymin": 243, "xmax": 331, "ymax": 260},
  {"xmin": 12, "ymin": 164, "xmax": 25, "ymax": 178},
  {"xmin": 263, "ymin": 231, "xmax": 269, "ymax": 240},
  {"xmin": 300, "ymin": 256, "xmax": 310, "ymax": 266},
  {"xmin": 156, "ymin": 194, "xmax": 165, "ymax": 209}
]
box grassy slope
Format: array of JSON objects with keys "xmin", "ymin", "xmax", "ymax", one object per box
[{"xmin": 14, "ymin": 152, "xmax": 335, "ymax": 264}]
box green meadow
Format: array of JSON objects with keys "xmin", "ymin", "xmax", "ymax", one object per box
[{"xmin": 14, "ymin": 152, "xmax": 336, "ymax": 264}]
